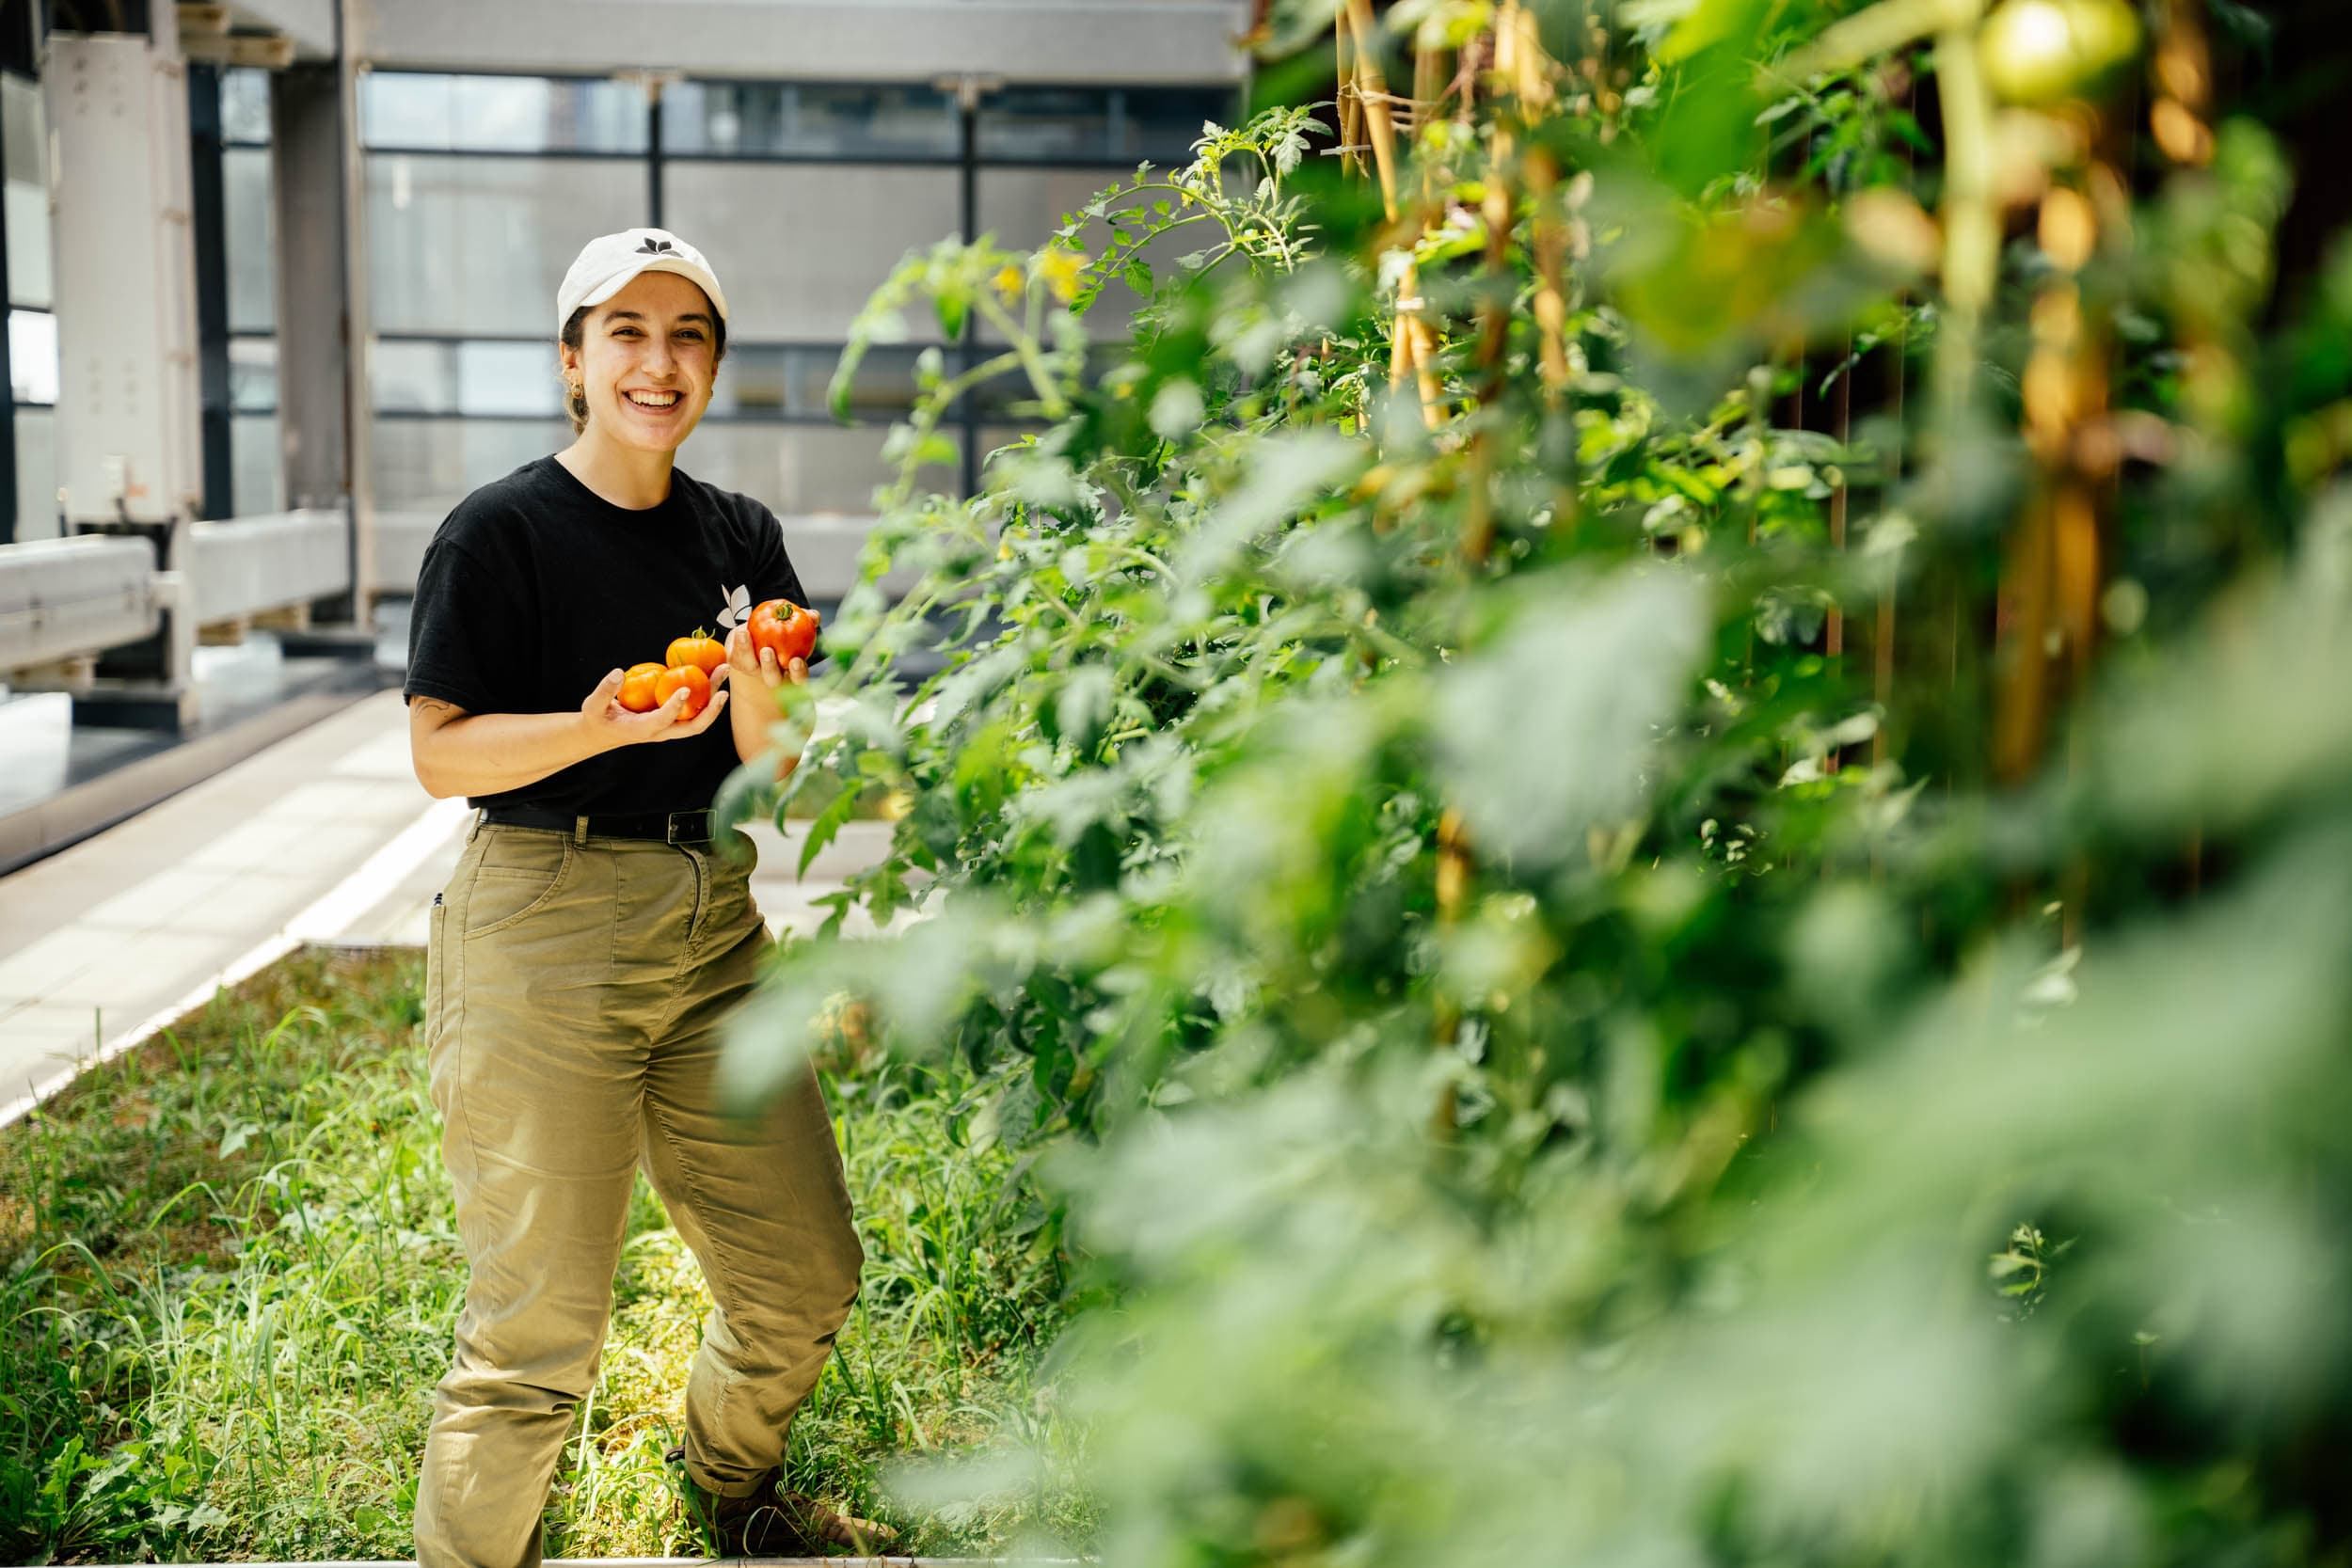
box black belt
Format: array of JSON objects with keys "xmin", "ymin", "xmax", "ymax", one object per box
[{"xmin": 479, "ymin": 804, "xmax": 717, "ymax": 845}]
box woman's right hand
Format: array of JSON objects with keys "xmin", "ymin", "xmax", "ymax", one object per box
[{"xmin": 577, "ymin": 667, "xmax": 732, "ymax": 749}]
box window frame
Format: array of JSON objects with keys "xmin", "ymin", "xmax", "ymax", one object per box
[{"xmin": 348, "ymin": 69, "xmax": 1242, "ymax": 511}]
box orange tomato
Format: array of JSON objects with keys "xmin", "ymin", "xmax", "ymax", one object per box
[
  {"xmin": 747, "ymin": 598, "xmax": 820, "ymax": 667},
  {"xmin": 654, "ymin": 663, "xmax": 712, "ymax": 721},
  {"xmin": 616, "ymin": 661, "xmax": 667, "ymax": 713},
  {"xmin": 666, "ymin": 629, "xmax": 726, "ymax": 677}
]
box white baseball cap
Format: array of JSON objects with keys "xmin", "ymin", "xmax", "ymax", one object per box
[{"xmin": 555, "ymin": 228, "xmax": 729, "ymax": 334}]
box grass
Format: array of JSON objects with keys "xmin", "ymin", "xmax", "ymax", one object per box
[{"xmin": 0, "ymin": 948, "xmax": 1089, "ymax": 1563}]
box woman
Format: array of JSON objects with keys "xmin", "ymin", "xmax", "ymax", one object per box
[{"xmin": 403, "ymin": 228, "xmax": 890, "ymax": 1566}]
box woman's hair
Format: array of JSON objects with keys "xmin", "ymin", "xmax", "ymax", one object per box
[{"xmin": 560, "ymin": 301, "xmax": 729, "ymax": 435}]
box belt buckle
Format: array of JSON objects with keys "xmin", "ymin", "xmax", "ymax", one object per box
[{"xmin": 666, "ymin": 809, "xmax": 714, "ymax": 845}]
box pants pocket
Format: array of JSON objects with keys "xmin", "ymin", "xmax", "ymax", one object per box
[{"xmin": 464, "ymin": 836, "xmax": 579, "ymax": 939}]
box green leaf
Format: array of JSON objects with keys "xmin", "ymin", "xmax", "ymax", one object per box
[
  {"xmin": 798, "ymin": 783, "xmax": 863, "ymax": 879},
  {"xmin": 1657, "ymin": 0, "xmax": 1771, "ymax": 61}
]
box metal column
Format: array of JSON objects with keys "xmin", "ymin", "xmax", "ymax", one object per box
[
  {"xmin": 267, "ymin": 55, "xmax": 368, "ymax": 625},
  {"xmin": 42, "ymin": 24, "xmax": 203, "ymax": 728},
  {"xmin": 187, "ymin": 61, "xmax": 233, "ymax": 522}
]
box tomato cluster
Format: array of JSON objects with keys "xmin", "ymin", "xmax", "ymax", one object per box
[{"xmin": 614, "ymin": 599, "xmax": 820, "ymax": 722}]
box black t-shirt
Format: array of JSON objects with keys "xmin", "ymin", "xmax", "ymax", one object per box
[{"xmin": 403, "ymin": 455, "xmax": 819, "ymax": 815}]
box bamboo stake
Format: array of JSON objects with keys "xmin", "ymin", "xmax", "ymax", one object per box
[
  {"xmin": 1345, "ymin": 0, "xmax": 1440, "ymax": 426},
  {"xmin": 1335, "ymin": 1, "xmax": 1364, "ymax": 178},
  {"xmin": 1927, "ymin": 3, "xmax": 1995, "ymax": 464},
  {"xmin": 1348, "ymin": 0, "xmax": 1401, "ymax": 220},
  {"xmin": 1412, "ymin": 15, "xmax": 1445, "ymax": 133}
]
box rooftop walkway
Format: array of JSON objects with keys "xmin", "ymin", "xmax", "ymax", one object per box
[{"xmin": 0, "ymin": 689, "xmax": 893, "ymax": 1124}]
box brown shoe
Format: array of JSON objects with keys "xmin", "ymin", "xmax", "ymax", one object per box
[{"xmin": 667, "ymin": 1446, "xmax": 900, "ymax": 1557}]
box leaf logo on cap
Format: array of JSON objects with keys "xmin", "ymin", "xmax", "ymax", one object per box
[{"xmin": 636, "ymin": 236, "xmax": 677, "ymax": 255}]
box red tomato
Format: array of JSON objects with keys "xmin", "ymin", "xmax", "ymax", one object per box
[
  {"xmin": 747, "ymin": 598, "xmax": 820, "ymax": 667},
  {"xmin": 654, "ymin": 663, "xmax": 712, "ymax": 721},
  {"xmin": 617, "ymin": 661, "xmax": 667, "ymax": 713},
  {"xmin": 665, "ymin": 629, "xmax": 726, "ymax": 677}
]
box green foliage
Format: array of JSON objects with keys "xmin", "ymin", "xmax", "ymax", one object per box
[
  {"xmin": 0, "ymin": 952, "xmax": 1075, "ymax": 1560},
  {"xmin": 720, "ymin": 1, "xmax": 2352, "ymax": 1562}
]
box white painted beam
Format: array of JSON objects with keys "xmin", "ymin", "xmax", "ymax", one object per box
[
  {"xmin": 352, "ymin": 0, "xmax": 1251, "ymax": 84},
  {"xmin": 224, "ymin": 0, "xmax": 336, "ymax": 60}
]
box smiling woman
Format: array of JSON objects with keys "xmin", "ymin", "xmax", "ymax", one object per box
[
  {"xmin": 558, "ymin": 264, "xmax": 728, "ymax": 448},
  {"xmin": 395, "ymin": 225, "xmax": 888, "ymax": 1568}
]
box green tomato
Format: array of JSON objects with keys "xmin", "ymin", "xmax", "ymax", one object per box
[{"xmin": 1979, "ymin": 0, "xmax": 2144, "ymax": 105}]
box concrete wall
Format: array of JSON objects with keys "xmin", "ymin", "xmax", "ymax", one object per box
[{"xmin": 351, "ymin": 0, "xmax": 1252, "ymax": 83}]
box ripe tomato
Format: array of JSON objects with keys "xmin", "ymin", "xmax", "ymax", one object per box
[
  {"xmin": 665, "ymin": 629, "xmax": 726, "ymax": 677},
  {"xmin": 747, "ymin": 597, "xmax": 820, "ymax": 667},
  {"xmin": 616, "ymin": 661, "xmax": 667, "ymax": 713},
  {"xmin": 654, "ymin": 663, "xmax": 712, "ymax": 721}
]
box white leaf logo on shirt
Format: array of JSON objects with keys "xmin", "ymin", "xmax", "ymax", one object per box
[{"xmin": 715, "ymin": 582, "xmax": 751, "ymax": 631}]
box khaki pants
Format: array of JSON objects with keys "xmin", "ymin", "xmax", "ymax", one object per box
[{"xmin": 414, "ymin": 817, "xmax": 862, "ymax": 1568}]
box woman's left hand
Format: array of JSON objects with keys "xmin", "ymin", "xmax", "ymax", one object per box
[{"xmin": 723, "ymin": 624, "xmax": 808, "ymax": 693}]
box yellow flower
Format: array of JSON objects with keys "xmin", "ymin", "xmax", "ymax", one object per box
[
  {"xmin": 1037, "ymin": 246, "xmax": 1086, "ymax": 303},
  {"xmin": 992, "ymin": 263, "xmax": 1025, "ymax": 304}
]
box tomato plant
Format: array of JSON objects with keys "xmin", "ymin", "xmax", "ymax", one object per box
[{"xmin": 714, "ymin": 4, "xmax": 2352, "ymax": 1564}]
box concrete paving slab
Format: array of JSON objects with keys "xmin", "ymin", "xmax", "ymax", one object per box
[
  {"xmin": 145, "ymin": 870, "xmax": 321, "ymax": 934},
  {"xmin": 269, "ymin": 778, "xmax": 434, "ymax": 821},
  {"xmin": 0, "ymin": 691, "xmax": 437, "ymax": 1114},
  {"xmin": 330, "ymin": 725, "xmax": 419, "ymax": 780},
  {"xmin": 34, "ymin": 930, "xmax": 249, "ymax": 1009},
  {"xmin": 0, "ymin": 1001, "xmax": 112, "ymax": 1099},
  {"xmin": 0, "ymin": 927, "xmax": 120, "ymax": 1002},
  {"xmin": 186, "ymin": 812, "xmax": 393, "ymax": 875},
  {"xmin": 77, "ymin": 867, "xmax": 242, "ymax": 931}
]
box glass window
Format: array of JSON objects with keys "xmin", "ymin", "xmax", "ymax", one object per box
[
  {"xmin": 361, "ymin": 71, "xmax": 647, "ymax": 153},
  {"xmin": 978, "ymin": 87, "xmax": 1109, "ymax": 164},
  {"xmin": 229, "ymin": 337, "xmax": 277, "ymax": 413},
  {"xmin": 220, "ymin": 66, "xmax": 272, "ymax": 144},
  {"xmin": 704, "ymin": 342, "xmax": 925, "ymax": 420},
  {"xmin": 13, "ymin": 404, "xmax": 56, "ymax": 540},
  {"xmin": 977, "ymin": 86, "xmax": 1234, "ymax": 165},
  {"xmin": 226, "ymin": 146, "xmax": 276, "ymax": 333},
  {"xmin": 371, "ymin": 415, "xmax": 569, "ymax": 515},
  {"xmin": 677, "ymin": 421, "xmax": 959, "ymax": 517},
  {"xmin": 372, "ymin": 338, "xmax": 564, "ymax": 418},
  {"xmin": 664, "ymin": 82, "xmax": 957, "ymax": 160},
  {"xmin": 4, "ymin": 72, "xmax": 49, "ymax": 309},
  {"xmin": 977, "ymin": 167, "xmax": 1179, "ymax": 341},
  {"xmin": 367, "ymin": 154, "xmax": 646, "ymax": 336},
  {"xmin": 661, "ymin": 162, "xmax": 960, "ymax": 342},
  {"xmin": 1116, "ymin": 87, "xmax": 1237, "ymax": 165},
  {"xmin": 10, "ymin": 309, "xmax": 56, "ymax": 404},
  {"xmin": 231, "ymin": 413, "xmax": 283, "ymax": 515}
]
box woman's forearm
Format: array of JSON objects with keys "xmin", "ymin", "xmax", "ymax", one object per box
[
  {"xmin": 415, "ymin": 707, "xmax": 612, "ymax": 800},
  {"xmin": 726, "ymin": 678, "xmax": 803, "ymax": 784}
]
